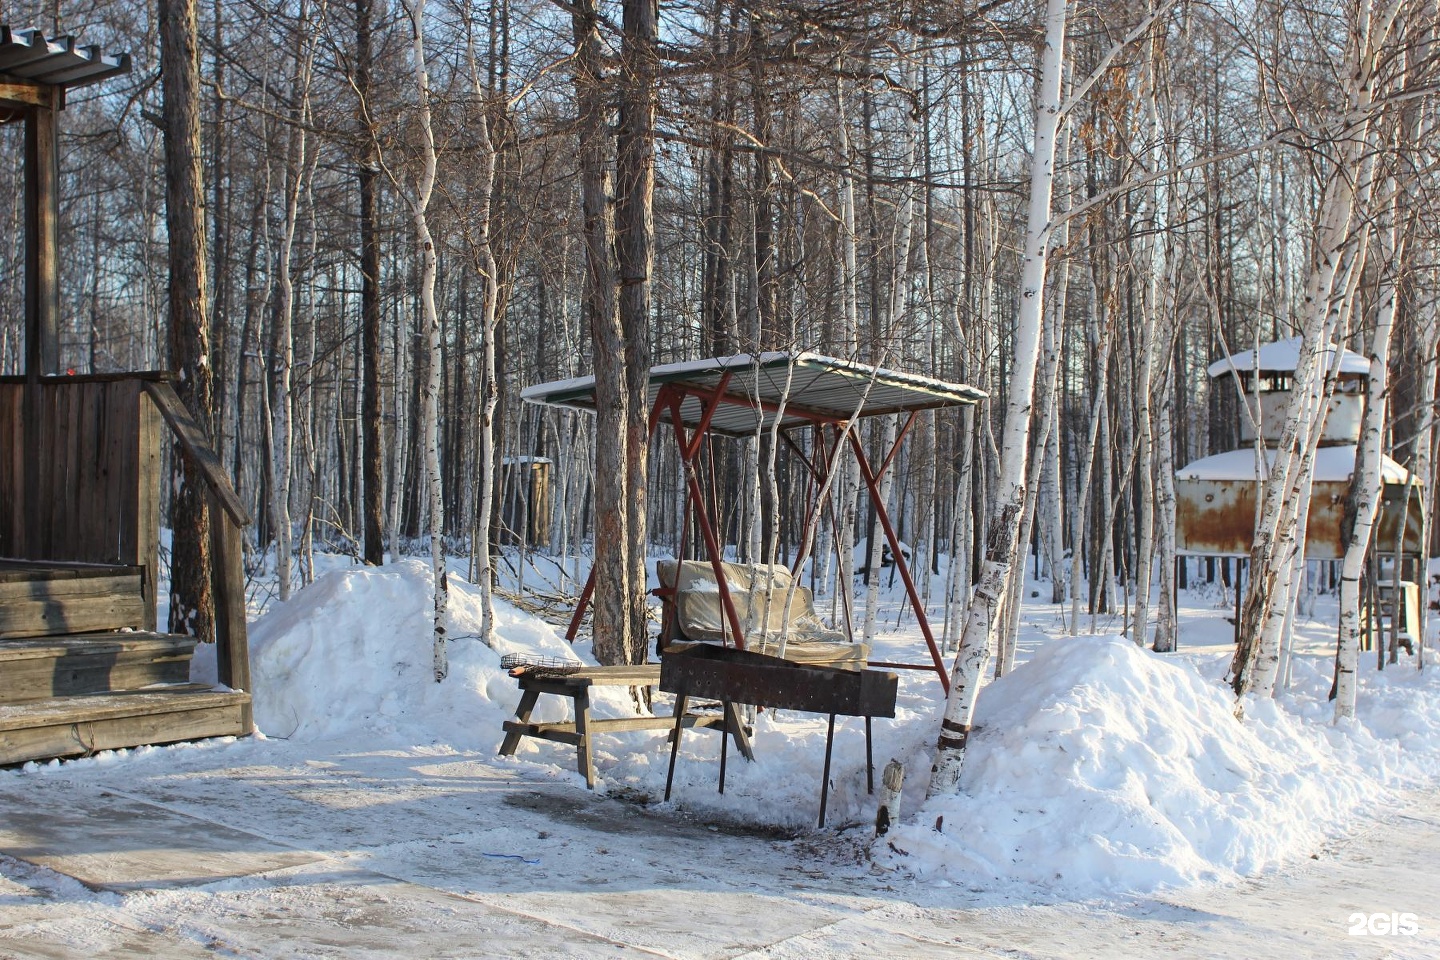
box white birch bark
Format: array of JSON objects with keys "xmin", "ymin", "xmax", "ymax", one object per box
[
  {"xmin": 402, "ymin": 0, "xmax": 447, "ymax": 681},
  {"xmin": 268, "ymin": 11, "xmax": 315, "ymax": 603},
  {"xmin": 1070, "ymin": 265, "xmax": 1114, "ymax": 633},
  {"xmin": 1231, "ymin": 4, "xmax": 1390, "ymax": 695},
  {"xmin": 1336, "ymin": 201, "xmax": 1402, "ymax": 718},
  {"xmin": 464, "ymin": 28, "xmax": 502, "ymax": 647},
  {"xmin": 1131, "ymin": 20, "xmax": 1169, "ymax": 646},
  {"xmin": 929, "ymin": 0, "xmax": 1068, "ymax": 796},
  {"xmin": 945, "ymin": 402, "xmax": 975, "ymax": 652},
  {"xmin": 833, "ymin": 78, "xmax": 861, "ymax": 615},
  {"xmin": 863, "ymin": 414, "xmax": 898, "ymax": 643},
  {"xmin": 1153, "ymin": 357, "xmax": 1180, "ymax": 651}
]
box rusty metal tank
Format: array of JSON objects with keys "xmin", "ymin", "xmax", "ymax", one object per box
[{"xmin": 1174, "ymin": 447, "xmax": 1424, "ymax": 559}]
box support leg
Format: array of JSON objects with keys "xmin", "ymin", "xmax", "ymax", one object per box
[
  {"xmin": 719, "ymin": 701, "xmax": 729, "ymax": 794},
  {"xmin": 575, "ymin": 688, "xmax": 595, "ymax": 789},
  {"xmin": 724, "ymin": 701, "xmax": 755, "ymax": 761},
  {"xmin": 665, "ymin": 690, "xmax": 689, "ymax": 801},
  {"xmin": 818, "ymin": 712, "xmax": 836, "ymax": 828},
  {"xmin": 497, "ymin": 688, "xmax": 541, "ymax": 756},
  {"xmin": 865, "ymin": 715, "xmax": 874, "ymax": 794}
]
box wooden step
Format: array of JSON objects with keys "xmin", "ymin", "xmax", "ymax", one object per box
[
  {"xmin": 0, "ymin": 561, "xmax": 147, "ymax": 639},
  {"xmin": 0, "ymin": 633, "xmax": 197, "ymax": 704},
  {"xmin": 0, "ymin": 687, "xmax": 252, "ymax": 766}
]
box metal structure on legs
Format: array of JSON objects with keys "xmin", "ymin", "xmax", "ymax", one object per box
[{"xmin": 523, "ymin": 352, "xmax": 986, "ymax": 694}]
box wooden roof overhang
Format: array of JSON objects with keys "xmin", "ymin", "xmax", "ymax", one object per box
[
  {"xmin": 521, "ymin": 352, "xmax": 987, "ymax": 437},
  {"xmin": 0, "ymin": 27, "xmax": 129, "ymax": 120},
  {"xmin": 0, "ymin": 26, "xmax": 129, "ymax": 379},
  {"xmin": 524, "ymin": 353, "xmax": 985, "ymax": 695}
]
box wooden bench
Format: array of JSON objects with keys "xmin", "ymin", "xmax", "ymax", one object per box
[{"xmin": 497, "ymin": 664, "xmax": 750, "ymax": 789}]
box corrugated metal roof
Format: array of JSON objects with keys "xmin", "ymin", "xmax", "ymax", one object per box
[
  {"xmin": 1206, "ymin": 336, "xmax": 1370, "ymax": 378},
  {"xmin": 522, "ymin": 352, "xmax": 986, "ymax": 436},
  {"xmin": 0, "ymin": 26, "xmax": 130, "ymax": 90}
]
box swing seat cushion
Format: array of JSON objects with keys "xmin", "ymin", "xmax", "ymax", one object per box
[{"xmin": 656, "ymin": 559, "xmax": 869, "ymax": 670}]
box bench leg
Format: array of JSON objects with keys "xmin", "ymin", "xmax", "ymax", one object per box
[
  {"xmin": 498, "ymin": 689, "xmax": 541, "ymax": 756},
  {"xmin": 665, "ymin": 690, "xmax": 689, "ymax": 801},
  {"xmin": 725, "ymin": 701, "xmax": 755, "ymax": 761},
  {"xmin": 575, "ymin": 688, "xmax": 595, "ymax": 789}
]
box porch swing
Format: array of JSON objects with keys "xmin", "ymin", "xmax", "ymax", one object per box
[
  {"xmin": 512, "ymin": 352, "xmax": 983, "ymax": 823},
  {"xmin": 522, "ymin": 351, "xmax": 986, "ymax": 690}
]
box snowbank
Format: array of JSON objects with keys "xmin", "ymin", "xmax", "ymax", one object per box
[
  {"xmin": 880, "ymin": 635, "xmax": 1440, "ymax": 894},
  {"xmin": 243, "ymin": 558, "xmax": 1440, "ymax": 897},
  {"xmin": 248, "ymin": 559, "xmax": 584, "ymax": 743}
]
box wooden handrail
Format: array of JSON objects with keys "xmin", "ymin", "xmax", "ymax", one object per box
[
  {"xmin": 141, "ymin": 380, "xmax": 252, "ymax": 527},
  {"xmin": 143, "ymin": 379, "xmax": 253, "ymax": 709},
  {"xmin": 0, "ymin": 370, "xmax": 178, "ymax": 384}
]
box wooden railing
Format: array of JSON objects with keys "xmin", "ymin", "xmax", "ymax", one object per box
[
  {"xmin": 142, "ymin": 379, "xmax": 253, "ymax": 698},
  {"xmin": 0, "ymin": 373, "xmax": 252, "ymax": 702}
]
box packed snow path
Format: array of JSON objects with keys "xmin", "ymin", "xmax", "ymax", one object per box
[{"xmin": 1, "ymin": 741, "xmax": 1436, "ymax": 959}]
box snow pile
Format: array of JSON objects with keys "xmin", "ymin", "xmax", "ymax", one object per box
[
  {"xmin": 880, "ymin": 635, "xmax": 1429, "ymax": 894},
  {"xmin": 248, "ymin": 559, "xmax": 583, "ymax": 743}
]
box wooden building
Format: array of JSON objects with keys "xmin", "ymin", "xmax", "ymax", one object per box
[{"xmin": 0, "ymin": 28, "xmax": 252, "ymax": 765}]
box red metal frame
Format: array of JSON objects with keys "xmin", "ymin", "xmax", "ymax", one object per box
[{"xmin": 565, "ymin": 379, "xmax": 951, "ymax": 694}]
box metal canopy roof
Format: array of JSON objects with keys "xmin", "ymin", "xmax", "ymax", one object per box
[
  {"xmin": 521, "ymin": 352, "xmax": 986, "ymax": 437},
  {"xmin": 0, "ymin": 26, "xmax": 130, "ymax": 90},
  {"xmin": 1206, "ymin": 335, "xmax": 1370, "ymax": 379}
]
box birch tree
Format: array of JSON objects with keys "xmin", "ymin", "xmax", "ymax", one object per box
[
  {"xmin": 1336, "ymin": 133, "xmax": 1414, "ymax": 715},
  {"xmin": 1232, "ymin": 0, "xmax": 1400, "ymax": 698},
  {"xmin": 267, "ymin": 3, "xmax": 317, "ymax": 603},
  {"xmin": 399, "ymin": 0, "xmax": 447, "ymax": 680},
  {"xmin": 929, "ymin": 0, "xmax": 1070, "ymax": 796}
]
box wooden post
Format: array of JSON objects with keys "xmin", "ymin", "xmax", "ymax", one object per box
[
  {"xmin": 210, "ymin": 490, "xmax": 253, "ymax": 732},
  {"xmin": 24, "ymin": 91, "xmax": 60, "ymax": 379},
  {"xmin": 21, "ymin": 90, "xmax": 60, "ymax": 562}
]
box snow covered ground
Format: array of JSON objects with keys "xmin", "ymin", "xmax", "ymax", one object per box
[{"xmin": 2, "ymin": 554, "xmax": 1439, "ymax": 958}]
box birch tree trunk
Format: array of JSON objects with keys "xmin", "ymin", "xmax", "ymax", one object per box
[
  {"xmin": 1232, "ymin": 0, "xmax": 1393, "ymax": 697},
  {"xmin": 465, "ymin": 26, "xmax": 502, "ymax": 647},
  {"xmin": 929, "ymin": 0, "xmax": 1068, "ymax": 797},
  {"xmin": 833, "ymin": 78, "xmax": 862, "ymax": 614},
  {"xmin": 863, "ymin": 46, "xmax": 919, "ymax": 643},
  {"xmin": 1335, "ymin": 195, "xmax": 1402, "ymax": 718},
  {"xmin": 1130, "ymin": 25, "xmax": 1168, "ymax": 647},
  {"xmin": 403, "ymin": 0, "xmax": 447, "ymax": 681},
  {"xmin": 1071, "ymin": 265, "xmax": 1113, "ymax": 632},
  {"xmin": 1153, "ymin": 355, "xmax": 1179, "ymax": 651},
  {"xmin": 267, "ymin": 7, "xmax": 315, "ymax": 603}
]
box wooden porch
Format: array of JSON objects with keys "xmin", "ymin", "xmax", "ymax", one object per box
[
  {"xmin": 0, "ymin": 375, "xmax": 253, "ymax": 766},
  {"xmin": 0, "ymin": 30, "xmax": 252, "ymax": 765}
]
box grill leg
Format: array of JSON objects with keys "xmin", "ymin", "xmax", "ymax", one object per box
[
  {"xmin": 865, "ymin": 715, "xmax": 874, "ymax": 794},
  {"xmin": 665, "ymin": 690, "xmax": 688, "ymax": 802},
  {"xmin": 818, "ymin": 712, "xmax": 837, "ymax": 828},
  {"xmin": 719, "ymin": 701, "xmax": 729, "ymax": 794}
]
